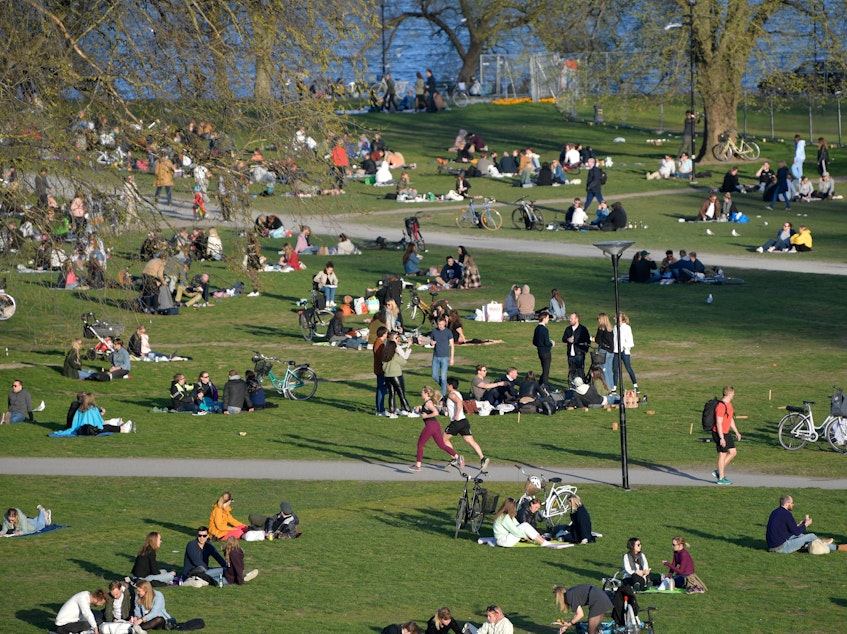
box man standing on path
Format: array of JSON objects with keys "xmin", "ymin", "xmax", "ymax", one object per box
[
  {"xmin": 373, "ymin": 326, "xmax": 388, "ymax": 417},
  {"xmin": 430, "ymin": 316, "xmax": 453, "ymax": 395},
  {"xmin": 765, "ymin": 494, "xmax": 839, "ymax": 553},
  {"xmin": 584, "ymin": 157, "xmax": 604, "ymax": 211},
  {"xmin": 712, "ymin": 386, "xmax": 740, "ymax": 485},
  {"xmin": 532, "ymin": 311, "xmax": 554, "ymax": 388}
]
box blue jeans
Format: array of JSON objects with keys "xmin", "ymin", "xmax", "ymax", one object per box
[
  {"xmin": 375, "ymin": 375, "xmax": 387, "ymax": 414},
  {"xmin": 584, "ymin": 190, "xmax": 604, "ymax": 210},
  {"xmin": 154, "ymin": 186, "xmax": 172, "ymax": 205},
  {"xmin": 432, "ymin": 356, "xmax": 449, "ymax": 394},
  {"xmin": 771, "ymin": 533, "xmax": 833, "ymax": 553},
  {"xmin": 321, "ymin": 286, "xmax": 336, "ymax": 303},
  {"xmin": 269, "ymin": 227, "xmax": 287, "ymax": 239},
  {"xmin": 613, "ymin": 353, "xmax": 637, "ymax": 387},
  {"xmin": 9, "ymin": 412, "xmax": 26, "ymax": 423},
  {"xmin": 601, "ymin": 353, "xmax": 615, "ymax": 388},
  {"xmin": 771, "ymin": 185, "xmax": 790, "ymax": 208}
]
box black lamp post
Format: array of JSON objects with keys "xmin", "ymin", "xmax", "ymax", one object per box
[{"xmin": 594, "ymin": 240, "xmax": 635, "ymax": 490}]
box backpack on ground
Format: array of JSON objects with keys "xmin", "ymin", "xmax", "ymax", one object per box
[{"xmin": 701, "ymin": 397, "xmax": 721, "ymax": 431}]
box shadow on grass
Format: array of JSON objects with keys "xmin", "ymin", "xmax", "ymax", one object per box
[
  {"xmin": 535, "ymin": 443, "xmax": 712, "ymax": 485},
  {"xmin": 18, "ymin": 606, "xmax": 59, "ymax": 631},
  {"xmin": 142, "ymin": 517, "xmax": 197, "ymax": 539},
  {"xmin": 371, "ymin": 506, "xmax": 457, "ymax": 540},
  {"xmin": 69, "ymin": 557, "xmax": 120, "ymax": 581}
]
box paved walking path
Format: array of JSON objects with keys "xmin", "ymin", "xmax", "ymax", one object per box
[
  {"xmin": 2, "ymin": 457, "xmax": 846, "ymax": 489},
  {"xmin": 153, "ymin": 187, "xmax": 847, "ymax": 277}
]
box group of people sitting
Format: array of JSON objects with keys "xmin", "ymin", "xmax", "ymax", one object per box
[
  {"xmin": 168, "ymin": 369, "xmax": 278, "ymax": 414},
  {"xmin": 756, "ymin": 222, "xmax": 813, "ymax": 253},
  {"xmin": 630, "ymin": 249, "xmax": 709, "ymax": 284}
]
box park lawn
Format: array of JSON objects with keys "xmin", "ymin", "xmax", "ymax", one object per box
[
  {"xmin": 1, "ymin": 477, "xmax": 846, "ymax": 634},
  {"xmin": 2, "ymin": 230, "xmax": 847, "ymax": 479}
]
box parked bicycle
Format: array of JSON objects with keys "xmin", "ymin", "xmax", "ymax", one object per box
[
  {"xmin": 712, "ymin": 129, "xmax": 761, "ymax": 161},
  {"xmin": 511, "ymin": 197, "xmax": 545, "ymax": 231},
  {"xmin": 403, "ymin": 212, "xmax": 426, "ymax": 252},
  {"xmin": 454, "ymin": 468, "xmax": 498, "ymax": 538},
  {"xmin": 0, "ymin": 280, "xmax": 16, "ymax": 320},
  {"xmin": 298, "ymin": 289, "xmax": 334, "ymax": 341},
  {"xmin": 400, "ymin": 288, "xmax": 450, "ymax": 329},
  {"xmin": 448, "ymin": 83, "xmax": 469, "ymax": 108},
  {"xmin": 252, "ymin": 351, "xmax": 318, "ymax": 401},
  {"xmin": 777, "ymin": 387, "xmax": 847, "ymax": 453},
  {"xmin": 456, "ymin": 197, "xmax": 502, "ymax": 231},
  {"xmin": 514, "ymin": 465, "xmax": 578, "ymax": 532}
]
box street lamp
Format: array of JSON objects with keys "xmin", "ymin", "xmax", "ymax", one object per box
[{"xmin": 594, "ymin": 240, "xmax": 635, "ymax": 490}]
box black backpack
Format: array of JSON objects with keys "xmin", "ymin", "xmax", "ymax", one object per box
[
  {"xmin": 701, "ymin": 397, "xmax": 721, "ymax": 431},
  {"xmin": 600, "ymin": 169, "xmax": 608, "ymax": 185}
]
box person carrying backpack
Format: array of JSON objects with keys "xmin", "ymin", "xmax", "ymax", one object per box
[{"xmin": 711, "ymin": 386, "xmax": 741, "ymax": 485}]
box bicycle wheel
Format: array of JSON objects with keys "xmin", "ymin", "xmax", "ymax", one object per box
[
  {"xmin": 481, "ymin": 209, "xmax": 502, "ymax": 231},
  {"xmin": 566, "ymin": 165, "xmax": 581, "ymax": 176},
  {"xmin": 311, "ymin": 310, "xmax": 334, "ymax": 339},
  {"xmin": 511, "ymin": 207, "xmax": 527, "ymax": 230},
  {"xmin": 285, "ymin": 366, "xmax": 318, "ymax": 401},
  {"xmin": 532, "ymin": 209, "xmax": 545, "ymax": 230},
  {"xmin": 712, "ymin": 142, "xmax": 732, "ymax": 161},
  {"xmin": 415, "ymin": 238, "xmax": 426, "ymax": 253},
  {"xmin": 454, "ymin": 497, "xmax": 468, "ymax": 538},
  {"xmin": 299, "ymin": 311, "xmax": 315, "ymax": 341},
  {"xmin": 469, "ymin": 492, "xmax": 485, "ymax": 534},
  {"xmin": 453, "ymin": 91, "xmax": 469, "ymax": 108},
  {"xmin": 825, "ymin": 417, "xmax": 847, "ymax": 453},
  {"xmin": 456, "ymin": 209, "xmax": 476, "ymax": 229},
  {"xmin": 738, "ymin": 140, "xmax": 761, "ymax": 161},
  {"xmin": 777, "ymin": 412, "xmax": 811, "ymax": 450},
  {"xmin": 401, "ymin": 302, "xmax": 426, "ymax": 328}
]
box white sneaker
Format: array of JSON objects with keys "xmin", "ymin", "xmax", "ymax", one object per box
[
  {"xmin": 387, "ymin": 412, "xmax": 399, "ymax": 419},
  {"xmin": 34, "ymin": 400, "xmax": 46, "ymax": 412},
  {"xmin": 193, "ymin": 411, "xmax": 208, "ymax": 416},
  {"xmin": 244, "ymin": 569, "xmax": 259, "ymax": 582},
  {"xmin": 755, "ymin": 246, "xmax": 763, "ymax": 253},
  {"xmin": 767, "ymin": 246, "xmax": 775, "ymax": 252},
  {"xmin": 406, "ymin": 411, "xmax": 420, "ymax": 418},
  {"xmin": 120, "ymin": 421, "xmax": 132, "ymax": 433},
  {"xmin": 247, "ymin": 291, "xmax": 260, "ymax": 297}
]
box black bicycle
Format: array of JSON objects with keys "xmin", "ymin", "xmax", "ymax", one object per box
[
  {"xmin": 454, "ymin": 469, "xmax": 498, "ymax": 538},
  {"xmin": 298, "ymin": 289, "xmax": 334, "ymax": 341},
  {"xmin": 511, "ymin": 196, "xmax": 545, "ymax": 231}
]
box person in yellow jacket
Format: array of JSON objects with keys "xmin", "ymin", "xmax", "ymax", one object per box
[
  {"xmin": 789, "ymin": 225, "xmax": 813, "ymax": 252},
  {"xmin": 153, "ymin": 154, "xmax": 175, "ymax": 206},
  {"xmin": 208, "ymin": 492, "xmax": 248, "ymax": 540}
]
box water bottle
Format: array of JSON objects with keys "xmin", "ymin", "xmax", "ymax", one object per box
[{"xmin": 132, "ymin": 421, "xmax": 137, "ymax": 433}]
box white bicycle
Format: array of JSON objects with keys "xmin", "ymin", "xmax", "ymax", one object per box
[
  {"xmin": 514, "ymin": 465, "xmax": 578, "ymax": 531},
  {"xmin": 0, "ymin": 282, "xmax": 16, "ymax": 320}
]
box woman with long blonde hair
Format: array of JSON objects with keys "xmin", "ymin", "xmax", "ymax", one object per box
[
  {"xmin": 132, "ymin": 580, "xmax": 174, "ymax": 630},
  {"xmin": 594, "ymin": 313, "xmax": 615, "ymax": 389},
  {"xmin": 426, "ymin": 606, "xmax": 462, "ymax": 633},
  {"xmin": 222, "ymin": 535, "xmax": 259, "ymax": 585},
  {"xmin": 208, "ymin": 491, "xmax": 248, "ymax": 540},
  {"xmin": 552, "ymin": 583, "xmax": 613, "ymax": 634}
]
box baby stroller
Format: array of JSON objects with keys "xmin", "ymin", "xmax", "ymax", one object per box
[
  {"xmin": 402, "ymin": 213, "xmax": 426, "ymax": 252},
  {"xmin": 81, "ymin": 312, "xmax": 124, "ymax": 361}
]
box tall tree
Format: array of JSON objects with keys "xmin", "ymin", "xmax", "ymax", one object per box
[{"xmin": 388, "ymin": 0, "xmax": 545, "ymax": 83}]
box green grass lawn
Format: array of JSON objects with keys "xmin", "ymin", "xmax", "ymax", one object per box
[{"xmin": 2, "ymin": 102, "xmax": 847, "ymax": 633}]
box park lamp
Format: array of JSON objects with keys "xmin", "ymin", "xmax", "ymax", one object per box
[{"xmin": 594, "ymin": 240, "xmax": 635, "ymax": 490}]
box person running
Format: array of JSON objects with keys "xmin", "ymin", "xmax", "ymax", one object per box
[
  {"xmin": 712, "ymin": 386, "xmax": 741, "ymax": 485},
  {"xmin": 409, "ymin": 386, "xmax": 462, "ymax": 472},
  {"xmin": 442, "ymin": 377, "xmax": 489, "ymax": 472}
]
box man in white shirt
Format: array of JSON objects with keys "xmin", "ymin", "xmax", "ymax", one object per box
[{"xmin": 564, "ymin": 143, "xmax": 581, "ymax": 167}]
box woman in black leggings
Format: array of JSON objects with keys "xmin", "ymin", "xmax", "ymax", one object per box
[{"xmin": 382, "ymin": 333, "xmax": 417, "ymax": 418}]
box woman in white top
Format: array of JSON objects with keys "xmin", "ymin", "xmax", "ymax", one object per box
[{"xmin": 612, "ymin": 313, "xmax": 638, "ymax": 392}]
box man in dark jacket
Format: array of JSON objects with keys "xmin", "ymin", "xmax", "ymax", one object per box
[
  {"xmin": 584, "ymin": 157, "xmax": 604, "ymax": 210},
  {"xmin": 600, "ymin": 202, "xmax": 627, "ymax": 232},
  {"xmin": 223, "ymin": 370, "xmax": 253, "ymax": 414},
  {"xmin": 562, "ymin": 313, "xmax": 591, "ymax": 382}
]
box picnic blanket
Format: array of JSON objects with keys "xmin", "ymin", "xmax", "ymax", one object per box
[{"xmin": 3, "ymin": 524, "xmax": 67, "ymax": 537}]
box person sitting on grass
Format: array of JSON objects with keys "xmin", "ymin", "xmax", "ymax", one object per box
[
  {"xmin": 245, "ymin": 369, "xmax": 276, "ymax": 410},
  {"xmin": 765, "ymin": 493, "xmax": 839, "ymax": 554},
  {"xmin": 209, "ymin": 491, "xmax": 248, "ymax": 541},
  {"xmin": 463, "ymin": 605, "xmax": 514, "ymax": 634},
  {"xmin": 51, "ymin": 392, "xmax": 130, "ymax": 436},
  {"xmin": 757, "ymin": 222, "xmax": 796, "ymax": 253},
  {"xmin": 661, "ymin": 535, "xmax": 697, "ymax": 589},
  {"xmin": 789, "ymin": 225, "xmax": 813, "ymax": 252},
  {"xmin": 101, "ymin": 580, "xmax": 133, "ymax": 634},
  {"xmin": 131, "ymin": 531, "xmax": 177, "ymax": 586},
  {"xmin": 492, "ymin": 497, "xmax": 558, "ymax": 548},
  {"xmin": 222, "ymin": 536, "xmax": 259, "ymax": 585},
  {"xmin": 435, "ymin": 256, "xmax": 462, "ymax": 288},
  {"xmin": 132, "ymin": 580, "xmax": 176, "ymax": 630},
  {"xmin": 426, "ymin": 606, "xmax": 464, "ymax": 634},
  {"xmin": 223, "ymin": 370, "xmax": 254, "ymax": 414},
  {"xmin": 54, "ymin": 588, "xmax": 107, "ymax": 634},
  {"xmin": 622, "ymin": 536, "xmax": 652, "ymax": 589},
  {"xmin": 107, "ymin": 338, "xmax": 131, "ymax": 380},
  {"xmin": 183, "ymin": 526, "xmax": 226, "ymax": 585},
  {"xmin": 170, "ymin": 373, "xmax": 201, "ymax": 414}
]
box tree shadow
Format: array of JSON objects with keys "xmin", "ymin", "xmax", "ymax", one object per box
[{"xmin": 68, "ymin": 557, "xmax": 121, "ymax": 581}]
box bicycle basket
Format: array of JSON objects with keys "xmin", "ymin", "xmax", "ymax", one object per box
[
  {"xmin": 524, "ymin": 476, "xmax": 544, "ymax": 497},
  {"xmin": 718, "ymin": 132, "xmax": 728, "ymax": 142},
  {"xmin": 481, "ymin": 489, "xmax": 500, "ymax": 515},
  {"xmin": 253, "ymin": 358, "xmax": 273, "ymax": 377},
  {"xmin": 831, "ymin": 390, "xmax": 847, "ymax": 417}
]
